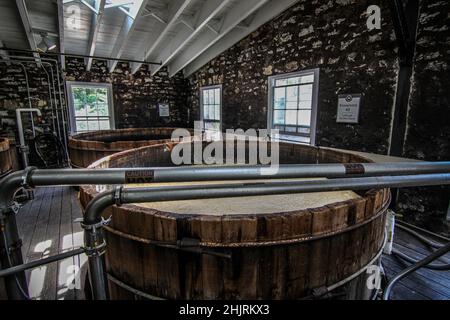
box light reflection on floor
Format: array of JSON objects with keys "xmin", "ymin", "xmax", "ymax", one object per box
[{"xmin": 26, "ymin": 232, "xmax": 87, "ymax": 300}]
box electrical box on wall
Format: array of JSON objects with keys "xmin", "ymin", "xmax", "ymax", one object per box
[{"xmin": 336, "ymin": 94, "xmax": 361, "ymax": 124}]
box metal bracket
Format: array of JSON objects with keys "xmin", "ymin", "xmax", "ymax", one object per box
[
  {"xmin": 21, "ymin": 166, "xmax": 37, "ymax": 189},
  {"xmin": 78, "ymin": 216, "xmax": 112, "ymax": 231},
  {"xmin": 1, "ymin": 202, "xmax": 21, "ymax": 216},
  {"xmin": 114, "ymin": 186, "xmax": 122, "ymax": 206},
  {"xmin": 311, "ymin": 286, "xmax": 329, "ymax": 299},
  {"xmin": 84, "ymin": 240, "xmax": 107, "ymax": 257}
]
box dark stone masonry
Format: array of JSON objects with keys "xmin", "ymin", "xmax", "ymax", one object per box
[
  {"xmin": 64, "ymin": 59, "xmax": 190, "ymax": 129},
  {"xmin": 188, "ymin": 0, "xmax": 398, "ymax": 155},
  {"xmin": 397, "ymin": 0, "xmax": 450, "ymax": 231}
]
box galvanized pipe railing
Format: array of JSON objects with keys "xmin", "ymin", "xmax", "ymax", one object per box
[
  {"xmin": 83, "ymin": 172, "xmax": 450, "ymax": 299},
  {"xmin": 1, "ymin": 163, "xmax": 450, "ymax": 299}
]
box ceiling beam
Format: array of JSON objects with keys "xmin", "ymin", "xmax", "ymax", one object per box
[
  {"xmin": 182, "ymin": 0, "xmax": 300, "ymax": 78},
  {"xmin": 130, "ymin": 0, "xmax": 193, "ymax": 74},
  {"xmin": 15, "ymin": 0, "xmax": 41, "ymax": 64},
  {"xmin": 105, "ymin": 1, "xmax": 134, "ymax": 9},
  {"xmin": 148, "ymin": 0, "xmax": 232, "ymax": 76},
  {"xmin": 86, "ymin": 0, "xmax": 106, "ymax": 71},
  {"xmin": 108, "ymin": 0, "xmax": 148, "ymax": 73},
  {"xmin": 167, "ymin": 0, "xmax": 271, "ymax": 77},
  {"xmin": 57, "ymin": 0, "xmax": 66, "ymax": 69}
]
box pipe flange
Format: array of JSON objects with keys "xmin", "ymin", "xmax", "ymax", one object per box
[{"xmin": 21, "ymin": 166, "xmax": 37, "ymax": 189}]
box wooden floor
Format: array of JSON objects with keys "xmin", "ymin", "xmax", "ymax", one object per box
[
  {"xmin": 15, "ymin": 186, "xmax": 450, "ymax": 300},
  {"xmin": 16, "ymin": 187, "xmax": 87, "ymax": 300}
]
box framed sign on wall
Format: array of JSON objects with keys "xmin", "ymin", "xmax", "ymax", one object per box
[
  {"xmin": 159, "ymin": 103, "xmax": 170, "ymax": 117},
  {"xmin": 336, "ymin": 94, "xmax": 361, "ymax": 124}
]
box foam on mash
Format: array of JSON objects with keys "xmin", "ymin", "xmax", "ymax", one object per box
[{"xmin": 125, "ymin": 178, "xmax": 360, "ymax": 216}]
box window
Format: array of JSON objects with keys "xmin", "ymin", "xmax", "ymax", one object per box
[
  {"xmin": 200, "ymin": 85, "xmax": 222, "ymax": 139},
  {"xmin": 267, "ymin": 69, "xmax": 319, "ymax": 145},
  {"xmin": 66, "ymin": 82, "xmax": 115, "ymax": 134}
]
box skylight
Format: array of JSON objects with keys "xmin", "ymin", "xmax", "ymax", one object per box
[{"xmin": 105, "ymin": 0, "xmax": 144, "ymax": 19}]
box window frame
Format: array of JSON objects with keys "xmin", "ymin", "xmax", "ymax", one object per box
[
  {"xmin": 66, "ymin": 81, "xmax": 115, "ymax": 134},
  {"xmin": 267, "ymin": 68, "xmax": 320, "ymax": 145},
  {"xmin": 200, "ymin": 84, "xmax": 223, "ymax": 133}
]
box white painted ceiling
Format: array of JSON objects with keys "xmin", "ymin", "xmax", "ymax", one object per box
[{"xmin": 0, "ymin": 0, "xmax": 299, "ymax": 77}]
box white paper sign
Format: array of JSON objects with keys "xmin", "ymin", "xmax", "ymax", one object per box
[
  {"xmin": 337, "ymin": 94, "xmax": 361, "ymax": 124},
  {"xmin": 159, "ymin": 103, "xmax": 170, "ymax": 117}
]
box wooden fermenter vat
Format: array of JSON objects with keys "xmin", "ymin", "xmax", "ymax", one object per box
[
  {"xmin": 68, "ymin": 128, "xmax": 193, "ymax": 168},
  {"xmin": 79, "ymin": 141, "xmax": 390, "ymax": 300},
  {"xmin": 0, "ymin": 138, "xmax": 13, "ymax": 178}
]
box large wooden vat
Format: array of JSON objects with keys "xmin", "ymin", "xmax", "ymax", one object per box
[
  {"xmin": 68, "ymin": 128, "xmax": 192, "ymax": 168},
  {"xmin": 0, "ymin": 138, "xmax": 13, "ymax": 177},
  {"xmin": 79, "ymin": 141, "xmax": 390, "ymax": 300}
]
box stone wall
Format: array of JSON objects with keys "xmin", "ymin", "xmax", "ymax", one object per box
[
  {"xmin": 64, "ymin": 58, "xmax": 190, "ymax": 129},
  {"xmin": 187, "ymin": 0, "xmax": 399, "ymax": 154},
  {"xmin": 397, "ymin": 0, "xmax": 450, "ymax": 232},
  {"xmin": 0, "ymin": 58, "xmax": 190, "ymax": 144},
  {"xmin": 0, "ymin": 61, "xmax": 59, "ymax": 142}
]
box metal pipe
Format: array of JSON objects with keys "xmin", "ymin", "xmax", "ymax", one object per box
[
  {"xmin": 0, "ymin": 47, "xmax": 162, "ymax": 66},
  {"xmin": 82, "ymin": 173, "xmax": 450, "ymax": 299},
  {"xmin": 1, "ymin": 164, "xmax": 449, "ymax": 300},
  {"xmin": 13, "ymin": 162, "xmax": 450, "ymax": 187},
  {"xmin": 44, "ymin": 64, "xmax": 62, "ymax": 142},
  {"xmin": 85, "ymin": 173, "xmax": 450, "ymax": 224},
  {"xmin": 16, "ymin": 63, "xmax": 35, "ymax": 136},
  {"xmin": 383, "ymin": 241, "xmax": 450, "ymax": 300},
  {"xmin": 15, "ymin": 109, "xmax": 42, "ymax": 167},
  {"xmin": 392, "ymin": 248, "xmax": 450, "ymax": 270},
  {"xmin": 38, "ymin": 66, "xmax": 57, "ymax": 133},
  {"xmin": 1, "ymin": 57, "xmax": 68, "ymax": 155},
  {"xmin": 0, "ymin": 248, "xmax": 85, "ymax": 278}
]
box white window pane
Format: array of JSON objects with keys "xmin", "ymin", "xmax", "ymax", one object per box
[
  {"xmin": 299, "ymin": 100, "xmax": 312, "ymax": 109},
  {"xmin": 299, "ymin": 84, "xmax": 313, "ymax": 101},
  {"xmin": 273, "ymin": 110, "xmax": 285, "ymax": 125},
  {"xmin": 287, "ymin": 77, "xmax": 300, "ymax": 85},
  {"xmin": 75, "ymin": 104, "xmax": 87, "ymax": 117},
  {"xmin": 298, "ymin": 110, "xmax": 312, "ymax": 127},
  {"xmin": 204, "ymin": 105, "xmax": 210, "ymax": 119},
  {"xmin": 88, "ymin": 120, "xmax": 99, "ymax": 131},
  {"xmin": 97, "ymin": 104, "xmax": 109, "ymax": 116},
  {"xmin": 209, "ymin": 105, "xmax": 215, "ymax": 120},
  {"xmin": 275, "ymin": 79, "xmax": 288, "ymax": 86},
  {"xmin": 215, "ymin": 106, "xmax": 220, "ymax": 120},
  {"xmin": 274, "ymin": 88, "xmax": 286, "ymax": 103},
  {"xmin": 203, "ymin": 90, "xmax": 209, "ymax": 104},
  {"xmin": 96, "ymin": 88, "xmax": 108, "ymax": 104},
  {"xmin": 76, "ymin": 119, "xmax": 87, "ymax": 132},
  {"xmin": 208, "ymin": 90, "xmax": 215, "ymax": 104},
  {"xmin": 286, "ymin": 86, "xmax": 298, "ymax": 102},
  {"xmin": 274, "ymin": 100, "xmax": 285, "ymax": 109},
  {"xmin": 285, "ymin": 126, "xmax": 297, "ymax": 133},
  {"xmin": 215, "ymin": 89, "xmax": 220, "ymax": 105},
  {"xmin": 286, "ymin": 110, "xmax": 297, "ymax": 125},
  {"xmin": 99, "ymin": 119, "xmax": 110, "ymax": 130},
  {"xmin": 298, "ymin": 127, "xmax": 311, "ymax": 134},
  {"xmin": 286, "ymin": 101, "xmax": 297, "ymax": 110},
  {"xmin": 205, "ymin": 122, "xmax": 220, "ymax": 130},
  {"xmin": 300, "ymin": 75, "xmax": 314, "ymax": 83}
]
